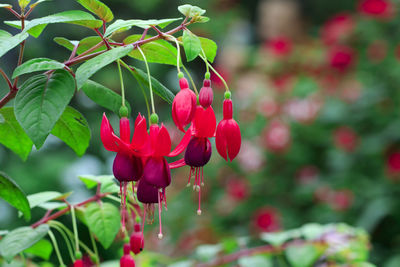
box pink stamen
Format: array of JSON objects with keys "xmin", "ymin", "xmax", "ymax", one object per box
[
  {"xmin": 201, "ymin": 167, "xmax": 204, "ymax": 186},
  {"xmin": 141, "ymin": 206, "xmax": 146, "ymax": 238},
  {"xmin": 157, "ymin": 190, "xmax": 163, "ymax": 239},
  {"xmin": 122, "ymin": 182, "xmax": 128, "ymax": 232},
  {"xmin": 187, "ymin": 167, "xmax": 193, "ymax": 186},
  {"xmin": 163, "ymin": 190, "xmax": 168, "ymax": 211},
  {"xmin": 197, "ymin": 184, "xmax": 202, "ymax": 215}
]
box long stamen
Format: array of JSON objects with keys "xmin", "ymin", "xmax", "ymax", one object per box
[
  {"xmin": 193, "ymin": 168, "xmax": 198, "ymax": 191},
  {"xmin": 187, "ymin": 167, "xmax": 193, "ymax": 187},
  {"xmin": 201, "ymin": 167, "xmax": 204, "ymax": 186},
  {"xmin": 122, "ymin": 182, "xmax": 128, "ymax": 232},
  {"xmin": 163, "ymin": 189, "xmax": 168, "ymax": 211},
  {"xmin": 141, "ymin": 206, "xmax": 146, "ymax": 238},
  {"xmin": 157, "ymin": 190, "xmax": 163, "ymax": 239},
  {"xmin": 197, "ymin": 185, "xmax": 202, "ymax": 215}
]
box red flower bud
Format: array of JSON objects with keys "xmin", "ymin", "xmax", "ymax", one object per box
[
  {"xmin": 130, "ymin": 231, "xmax": 144, "ymax": 255},
  {"xmin": 73, "ymin": 259, "xmax": 84, "ymax": 267},
  {"xmin": 199, "ymin": 79, "xmax": 213, "ymax": 108},
  {"xmin": 172, "ymin": 78, "xmax": 197, "ymax": 132},
  {"xmin": 216, "ymin": 99, "xmax": 241, "ymax": 161}
]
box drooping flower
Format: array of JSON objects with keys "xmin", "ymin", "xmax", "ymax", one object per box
[
  {"xmin": 120, "ymin": 244, "xmax": 135, "ymax": 267},
  {"xmin": 216, "ymin": 98, "xmax": 241, "ymax": 161},
  {"xmin": 172, "ymin": 77, "xmax": 197, "ymax": 132},
  {"xmin": 184, "ymin": 105, "xmax": 216, "ymax": 215},
  {"xmin": 358, "ymin": 0, "xmax": 393, "ymax": 18},
  {"xmin": 130, "ymin": 224, "xmax": 144, "ymax": 254},
  {"xmin": 199, "ymin": 79, "xmax": 214, "ymax": 109}
]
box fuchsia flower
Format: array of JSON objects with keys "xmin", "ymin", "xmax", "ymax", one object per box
[
  {"xmin": 321, "ymin": 13, "xmax": 354, "ymax": 45},
  {"xmin": 130, "ymin": 224, "xmax": 144, "ymax": 255},
  {"xmin": 120, "ymin": 244, "xmax": 135, "ymax": 267},
  {"xmin": 328, "ymin": 45, "xmax": 355, "ymax": 72},
  {"xmin": 253, "ymin": 207, "xmax": 281, "ymax": 232},
  {"xmin": 199, "ymin": 79, "xmax": 213, "ymax": 109},
  {"xmin": 73, "ymin": 260, "xmax": 83, "ymax": 267},
  {"xmin": 265, "ymin": 37, "xmax": 293, "ymax": 57},
  {"xmin": 216, "ymin": 98, "xmax": 241, "ymax": 161},
  {"xmin": 172, "ymin": 77, "xmax": 197, "ymax": 132},
  {"xmin": 358, "ymin": 0, "xmax": 394, "ymax": 18},
  {"xmin": 184, "ymin": 105, "xmax": 216, "ymax": 215}
]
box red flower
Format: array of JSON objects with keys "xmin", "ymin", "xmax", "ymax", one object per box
[
  {"xmin": 333, "ymin": 126, "xmax": 358, "ymax": 152},
  {"xmin": 226, "ymin": 178, "xmax": 249, "ymax": 201},
  {"xmin": 172, "ymin": 77, "xmax": 197, "ymax": 132},
  {"xmin": 328, "ymin": 45, "xmax": 355, "ymax": 72},
  {"xmin": 358, "ymin": 0, "xmax": 394, "ymax": 18},
  {"xmin": 199, "ymin": 79, "xmax": 214, "ymax": 109},
  {"xmin": 101, "ymin": 113, "xmax": 148, "ymax": 182},
  {"xmin": 184, "ymin": 105, "xmax": 216, "ymax": 214},
  {"xmin": 330, "ymin": 190, "xmax": 354, "ymax": 211},
  {"xmin": 73, "ymin": 260, "xmax": 84, "ymax": 267},
  {"xmin": 120, "ymin": 244, "xmax": 135, "ymax": 267},
  {"xmin": 265, "ymin": 37, "xmax": 293, "ymax": 56},
  {"xmin": 216, "ymin": 99, "xmax": 241, "ymax": 161},
  {"xmin": 253, "ymin": 207, "xmax": 281, "ymax": 232},
  {"xmin": 130, "ymin": 225, "xmax": 144, "ymax": 255},
  {"xmin": 321, "ymin": 13, "xmax": 354, "ymax": 45},
  {"xmin": 387, "ymin": 151, "xmax": 400, "ymax": 176}
]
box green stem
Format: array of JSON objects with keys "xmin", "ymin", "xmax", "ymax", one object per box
[
  {"xmin": 137, "ymin": 46, "xmax": 156, "ymax": 114},
  {"xmin": 71, "ymin": 206, "xmax": 80, "ymax": 253},
  {"xmin": 201, "ymin": 49, "xmax": 210, "ymax": 74},
  {"xmin": 117, "ymin": 60, "xmax": 126, "ymax": 107},
  {"xmin": 89, "ymin": 231, "xmax": 99, "ymax": 265},
  {"xmin": 48, "ymin": 230, "xmax": 65, "ymax": 267},
  {"xmin": 166, "ymin": 34, "xmax": 182, "ymax": 74},
  {"xmin": 119, "ymin": 60, "xmax": 151, "ymax": 119},
  {"xmin": 199, "ymin": 54, "xmax": 230, "ymax": 92},
  {"xmin": 49, "ymin": 224, "xmax": 75, "ymax": 262},
  {"xmin": 182, "ymin": 64, "xmax": 198, "ymax": 95},
  {"xmin": 49, "ymin": 221, "xmax": 96, "ymax": 258}
]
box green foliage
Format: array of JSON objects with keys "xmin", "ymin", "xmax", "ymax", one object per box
[
  {"xmin": 75, "ymin": 45, "xmax": 133, "ymax": 89},
  {"xmin": 178, "ymin": 4, "xmax": 206, "ymax": 18},
  {"xmin": 0, "ymin": 32, "xmax": 29, "ymax": 58},
  {"xmin": 76, "ymin": 0, "xmax": 114, "ymax": 22},
  {"xmin": 14, "ymin": 69, "xmax": 76, "ymax": 148},
  {"xmin": 124, "ymin": 35, "xmax": 179, "ymax": 66},
  {"xmin": 84, "ymin": 202, "xmax": 121, "ymax": 249},
  {"xmin": 12, "ymin": 58, "xmax": 65, "ymax": 79},
  {"xmin": 51, "ymin": 106, "xmax": 91, "ymax": 156},
  {"xmin": 0, "ymin": 172, "xmax": 31, "ymax": 221},
  {"xmin": 0, "ymin": 107, "xmax": 33, "ymax": 160},
  {"xmin": 199, "ymin": 37, "xmax": 217, "ymax": 63},
  {"xmin": 0, "ymin": 4, "xmax": 12, "ymax": 9},
  {"xmin": 27, "ymin": 191, "xmax": 64, "ymax": 209},
  {"xmin": 23, "ymin": 239, "xmax": 53, "ymax": 260},
  {"xmin": 0, "ymin": 225, "xmax": 49, "ymax": 262},
  {"xmin": 81, "ymin": 80, "xmax": 130, "ymax": 114},
  {"xmin": 128, "ymin": 66, "xmax": 175, "ymax": 104},
  {"xmin": 53, "ymin": 36, "xmax": 105, "ymax": 55},
  {"xmin": 285, "ymin": 244, "xmax": 322, "ymax": 267},
  {"xmin": 238, "ymin": 255, "xmax": 273, "ymax": 267},
  {"xmin": 105, "ymin": 18, "xmax": 182, "ymax": 37},
  {"xmin": 78, "ymin": 174, "xmax": 119, "ymax": 193},
  {"xmin": 18, "ymin": 0, "xmax": 31, "ymax": 10},
  {"xmin": 182, "ymin": 30, "xmax": 201, "ymax": 62}
]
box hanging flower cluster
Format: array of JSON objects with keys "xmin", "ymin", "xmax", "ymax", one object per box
[{"xmin": 99, "ymin": 35, "xmax": 241, "ymax": 260}]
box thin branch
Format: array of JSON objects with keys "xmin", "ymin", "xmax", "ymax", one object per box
[
  {"xmin": 12, "ymin": 16, "xmax": 26, "ymax": 88},
  {"xmin": 5, "ymin": 8, "xmax": 21, "ymax": 19},
  {"xmin": 0, "ymin": 68, "xmax": 12, "ymax": 90},
  {"xmin": 94, "ymin": 28, "xmax": 111, "ymax": 50}
]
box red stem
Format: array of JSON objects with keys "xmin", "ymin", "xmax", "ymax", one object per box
[
  {"xmin": 6, "ymin": 8, "xmax": 21, "ymax": 19},
  {"xmin": 0, "ymin": 68, "xmax": 12, "ymax": 90},
  {"xmin": 31, "ymin": 193, "xmax": 109, "ymax": 228}
]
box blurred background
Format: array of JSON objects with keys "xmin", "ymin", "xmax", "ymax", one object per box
[{"xmin": 1, "ymin": 0, "xmax": 400, "ymax": 265}]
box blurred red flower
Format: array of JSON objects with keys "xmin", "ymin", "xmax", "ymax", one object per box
[
  {"xmin": 330, "ymin": 190, "xmax": 354, "ymax": 211},
  {"xmin": 333, "ymin": 126, "xmax": 358, "ymax": 152},
  {"xmin": 226, "ymin": 178, "xmax": 249, "ymax": 201},
  {"xmin": 265, "ymin": 37, "xmax": 293, "ymax": 57},
  {"xmin": 253, "ymin": 207, "xmax": 281, "ymax": 232},
  {"xmin": 328, "ymin": 45, "xmax": 355, "ymax": 72},
  {"xmin": 264, "ymin": 119, "xmax": 291, "ymax": 153},
  {"xmin": 296, "ymin": 165, "xmax": 319, "ymax": 185},
  {"xmin": 358, "ymin": 0, "xmax": 394, "ymax": 18},
  {"xmin": 387, "ymin": 152, "xmax": 400, "ymax": 174},
  {"xmin": 367, "ymin": 40, "xmax": 387, "ymax": 63},
  {"xmin": 321, "ymin": 13, "xmax": 355, "ymax": 45}
]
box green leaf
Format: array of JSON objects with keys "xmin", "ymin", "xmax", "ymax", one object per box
[
  {"xmin": 27, "ymin": 191, "xmax": 63, "ymax": 209},
  {"xmin": 292, "ymin": 76, "xmax": 318, "ymax": 98},
  {"xmin": 4, "ymin": 20, "xmax": 47, "ymax": 38},
  {"xmin": 0, "ymin": 32, "xmax": 29, "ymax": 58},
  {"xmin": 195, "ymin": 16, "xmax": 210, "ymax": 23},
  {"xmin": 285, "ymin": 244, "xmax": 322, "ymax": 267},
  {"xmin": 301, "ymin": 223, "xmax": 325, "ymax": 240},
  {"xmin": 81, "ymin": 80, "xmax": 129, "ymax": 114},
  {"xmin": 260, "ymin": 231, "xmax": 294, "ymax": 247},
  {"xmin": 76, "ymin": 0, "xmax": 114, "ymax": 22},
  {"xmin": 0, "ymin": 29, "xmax": 12, "ymax": 40},
  {"xmin": 0, "ymin": 172, "xmax": 31, "ymax": 221},
  {"xmin": 129, "ymin": 66, "xmax": 175, "ymax": 104},
  {"xmin": 75, "ymin": 45, "xmax": 132, "ymax": 89},
  {"xmin": 0, "ymin": 107, "xmax": 33, "ymax": 160},
  {"xmin": 23, "ymin": 239, "xmax": 52, "ymax": 260},
  {"xmin": 0, "ymin": 4, "xmax": 12, "ymax": 9},
  {"xmin": 0, "ymin": 225, "xmax": 49, "ymax": 262},
  {"xmin": 178, "ymin": 4, "xmax": 206, "ymax": 17},
  {"xmin": 199, "ymin": 37, "xmax": 217, "ymax": 63},
  {"xmin": 124, "ymin": 35, "xmax": 179, "ymax": 66},
  {"xmin": 182, "ymin": 30, "xmax": 201, "ymax": 61},
  {"xmin": 18, "ymin": 0, "xmax": 31, "ymax": 10},
  {"xmin": 0, "ymin": 230, "xmax": 9, "ymax": 236},
  {"xmin": 238, "ymin": 255, "xmax": 273, "ymax": 267},
  {"xmin": 54, "ymin": 36, "xmax": 105, "ymax": 55},
  {"xmin": 195, "ymin": 244, "xmax": 222, "ymax": 261},
  {"xmin": 12, "ymin": 58, "xmax": 65, "ymax": 79},
  {"xmin": 30, "ymin": 0, "xmax": 51, "ymax": 9},
  {"xmin": 21, "ymin": 10, "xmax": 103, "ymax": 38},
  {"xmin": 14, "ymin": 70, "xmax": 76, "ymax": 148},
  {"xmin": 51, "ymin": 106, "xmax": 91, "ymax": 156},
  {"xmin": 84, "ymin": 202, "xmax": 121, "ymax": 249},
  {"xmin": 105, "ymin": 18, "xmax": 181, "ymax": 37},
  {"xmin": 78, "ymin": 174, "xmax": 119, "ymax": 193}
]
